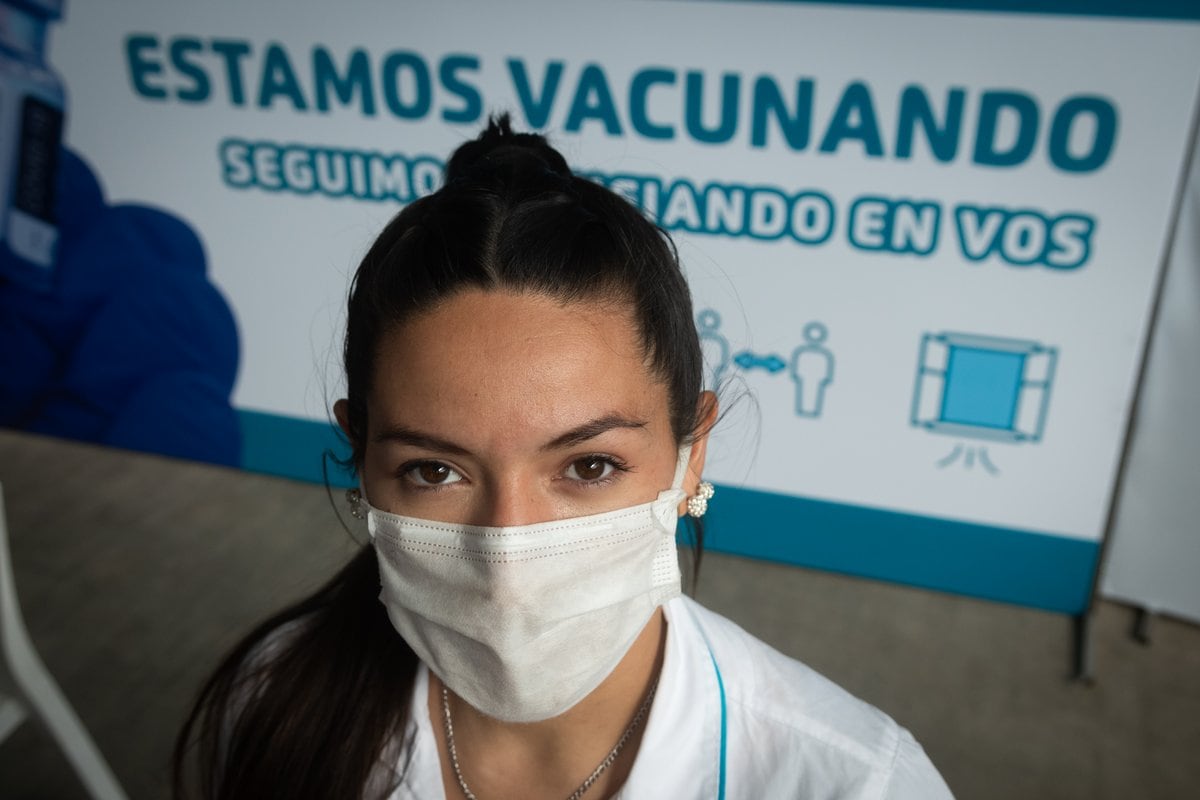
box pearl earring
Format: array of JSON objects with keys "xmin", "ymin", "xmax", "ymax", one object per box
[
  {"xmin": 686, "ymin": 482, "xmax": 715, "ymax": 518},
  {"xmin": 346, "ymin": 488, "xmax": 366, "ymax": 519}
]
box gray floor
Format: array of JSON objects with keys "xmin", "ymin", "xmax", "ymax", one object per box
[{"xmin": 0, "ymin": 429, "xmax": 1197, "ymax": 799}]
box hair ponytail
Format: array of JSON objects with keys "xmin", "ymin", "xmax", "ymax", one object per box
[{"xmin": 172, "ymin": 547, "xmax": 416, "ymax": 799}]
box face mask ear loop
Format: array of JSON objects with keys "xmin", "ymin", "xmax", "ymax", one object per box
[{"xmin": 672, "ymin": 444, "xmax": 694, "ymax": 491}]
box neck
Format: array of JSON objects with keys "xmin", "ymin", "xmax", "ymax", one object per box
[{"xmin": 431, "ymin": 608, "xmax": 667, "ymax": 800}]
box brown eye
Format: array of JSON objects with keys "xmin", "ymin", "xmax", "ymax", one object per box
[
  {"xmin": 566, "ymin": 456, "xmax": 615, "ymax": 482},
  {"xmin": 406, "ymin": 462, "xmax": 463, "ymax": 487}
]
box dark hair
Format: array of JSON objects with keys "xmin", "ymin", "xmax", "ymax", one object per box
[{"xmin": 173, "ymin": 116, "xmax": 710, "ymax": 799}]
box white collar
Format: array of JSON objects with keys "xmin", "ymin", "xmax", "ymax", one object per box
[{"xmin": 618, "ymin": 596, "xmax": 725, "ymax": 799}]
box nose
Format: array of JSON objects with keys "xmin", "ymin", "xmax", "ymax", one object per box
[{"xmin": 474, "ymin": 478, "xmax": 550, "ymax": 528}]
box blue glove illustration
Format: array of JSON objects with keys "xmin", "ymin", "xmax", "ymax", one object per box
[{"xmin": 0, "ymin": 148, "xmax": 242, "ymax": 466}]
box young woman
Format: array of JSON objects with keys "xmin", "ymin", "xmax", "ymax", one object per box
[{"xmin": 174, "ymin": 117, "xmax": 954, "ymax": 800}]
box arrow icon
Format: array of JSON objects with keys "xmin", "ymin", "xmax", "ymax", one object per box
[{"xmin": 733, "ymin": 350, "xmax": 787, "ymax": 374}]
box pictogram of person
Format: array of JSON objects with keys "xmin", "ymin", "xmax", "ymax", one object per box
[
  {"xmin": 790, "ymin": 321, "xmax": 834, "ymax": 418},
  {"xmin": 697, "ymin": 308, "xmax": 731, "ymax": 391}
]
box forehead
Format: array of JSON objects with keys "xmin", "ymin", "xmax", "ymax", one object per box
[{"xmin": 368, "ymin": 289, "xmax": 669, "ymax": 445}]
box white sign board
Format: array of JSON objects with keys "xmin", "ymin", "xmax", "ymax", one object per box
[{"xmin": 7, "ymin": 0, "xmax": 1197, "ymax": 612}]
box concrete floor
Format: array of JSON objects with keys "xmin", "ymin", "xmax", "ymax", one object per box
[{"xmin": 0, "ymin": 429, "xmax": 1197, "ymax": 799}]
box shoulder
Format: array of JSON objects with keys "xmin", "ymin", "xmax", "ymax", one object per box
[{"xmin": 677, "ymin": 597, "xmax": 953, "ymax": 799}]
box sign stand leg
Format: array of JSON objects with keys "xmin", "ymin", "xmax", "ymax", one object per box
[
  {"xmin": 1071, "ymin": 612, "xmax": 1095, "ymax": 684},
  {"xmin": 1132, "ymin": 606, "xmax": 1153, "ymax": 645}
]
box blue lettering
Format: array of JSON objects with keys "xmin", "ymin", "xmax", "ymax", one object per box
[
  {"xmin": 849, "ymin": 196, "xmax": 938, "ymax": 254},
  {"xmin": 685, "ymin": 72, "xmax": 738, "ymax": 144},
  {"xmin": 257, "ymin": 43, "xmax": 308, "ymax": 110},
  {"xmin": 210, "ymin": 39, "xmax": 251, "ymax": 106},
  {"xmin": 314, "ymin": 149, "xmax": 348, "ymax": 195},
  {"xmin": 508, "ymin": 59, "xmax": 564, "ymax": 129},
  {"xmin": 819, "ymin": 82, "xmax": 883, "ymax": 157},
  {"xmin": 598, "ymin": 174, "xmax": 663, "ymax": 215},
  {"xmin": 410, "ymin": 157, "xmax": 444, "ymax": 197},
  {"xmin": 629, "ymin": 68, "xmax": 676, "ymax": 140},
  {"xmin": 125, "ymin": 35, "xmax": 166, "ymax": 100},
  {"xmin": 314, "ymin": 48, "xmax": 375, "ymax": 115},
  {"xmin": 662, "ymin": 180, "xmax": 703, "ymax": 231},
  {"xmin": 440, "ymin": 54, "xmax": 482, "ymax": 124},
  {"xmin": 789, "ymin": 192, "xmax": 835, "ymax": 245},
  {"xmin": 849, "ymin": 198, "xmax": 888, "ymax": 250},
  {"xmin": 169, "ymin": 37, "xmax": 209, "ymax": 103},
  {"xmin": 565, "ymin": 64, "xmax": 622, "ymax": 135},
  {"xmin": 219, "ymin": 139, "xmax": 252, "ymax": 186},
  {"xmin": 751, "ymin": 76, "xmax": 813, "ymax": 150},
  {"xmin": 381, "ymin": 51, "xmax": 431, "ymax": 119},
  {"xmin": 954, "ymin": 204, "xmax": 1092, "ymax": 269},
  {"xmin": 704, "ymin": 183, "xmax": 745, "ymax": 235},
  {"xmin": 1046, "ymin": 215, "xmax": 1093, "ymax": 269},
  {"xmin": 283, "ymin": 148, "xmax": 316, "ymax": 194},
  {"xmin": 1001, "ymin": 212, "xmax": 1046, "ymax": 265},
  {"xmin": 973, "ymin": 91, "xmax": 1038, "ymax": 168},
  {"xmin": 895, "ymin": 85, "xmax": 964, "ymax": 163},
  {"xmin": 253, "ymin": 144, "xmax": 283, "ymax": 189},
  {"xmin": 1048, "ymin": 96, "xmax": 1117, "ymax": 173},
  {"xmin": 748, "ymin": 188, "xmax": 788, "ymax": 239},
  {"xmin": 218, "ymin": 138, "xmax": 447, "ymax": 202}
]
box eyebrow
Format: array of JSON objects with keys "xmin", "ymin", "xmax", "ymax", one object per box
[
  {"xmin": 541, "ymin": 414, "xmax": 650, "ymax": 451},
  {"xmin": 372, "ymin": 426, "xmax": 472, "ymax": 455},
  {"xmin": 372, "ymin": 414, "xmax": 649, "ymax": 455}
]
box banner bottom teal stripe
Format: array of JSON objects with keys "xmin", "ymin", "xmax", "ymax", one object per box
[
  {"xmin": 703, "ymin": 486, "xmax": 1097, "ymax": 614},
  {"xmin": 239, "ymin": 409, "xmax": 1097, "ymax": 615}
]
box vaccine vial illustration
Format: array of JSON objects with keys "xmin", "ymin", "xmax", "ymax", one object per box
[
  {"xmin": 911, "ymin": 331, "xmax": 1057, "ymax": 443},
  {"xmin": 0, "ymin": 0, "xmax": 65, "ymax": 291},
  {"xmin": 911, "ymin": 331, "xmax": 1058, "ymax": 474}
]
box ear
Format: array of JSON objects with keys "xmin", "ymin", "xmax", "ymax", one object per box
[
  {"xmin": 333, "ymin": 398, "xmax": 355, "ymax": 450},
  {"xmin": 678, "ymin": 390, "xmax": 719, "ymax": 515}
]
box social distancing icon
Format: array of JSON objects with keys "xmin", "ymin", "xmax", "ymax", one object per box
[{"xmin": 697, "ymin": 309, "xmax": 834, "ymax": 419}]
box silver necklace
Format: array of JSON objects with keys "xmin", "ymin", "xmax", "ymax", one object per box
[{"xmin": 441, "ymin": 680, "xmax": 659, "ymax": 800}]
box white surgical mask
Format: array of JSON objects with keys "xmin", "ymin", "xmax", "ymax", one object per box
[{"xmin": 363, "ymin": 447, "xmax": 691, "ymax": 723}]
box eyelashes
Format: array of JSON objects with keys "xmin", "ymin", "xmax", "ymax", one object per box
[
  {"xmin": 562, "ymin": 454, "xmax": 631, "ymax": 485},
  {"xmin": 395, "ymin": 454, "xmax": 632, "ymax": 492},
  {"xmin": 400, "ymin": 460, "xmax": 464, "ymax": 488}
]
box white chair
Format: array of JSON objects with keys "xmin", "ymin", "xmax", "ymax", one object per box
[{"xmin": 0, "ymin": 482, "xmax": 129, "ymax": 800}]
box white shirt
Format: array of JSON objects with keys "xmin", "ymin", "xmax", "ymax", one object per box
[{"xmin": 385, "ymin": 596, "xmax": 954, "ymax": 799}]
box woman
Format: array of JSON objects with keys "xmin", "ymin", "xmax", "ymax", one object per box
[{"xmin": 174, "ymin": 117, "xmax": 954, "ymax": 799}]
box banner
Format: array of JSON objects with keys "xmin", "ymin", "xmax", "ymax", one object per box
[{"xmin": 6, "ymin": 0, "xmax": 1199, "ymax": 612}]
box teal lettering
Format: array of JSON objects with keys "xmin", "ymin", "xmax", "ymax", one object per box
[
  {"xmin": 973, "ymin": 91, "xmax": 1038, "ymax": 168},
  {"xmin": 381, "ymin": 51, "xmax": 431, "ymax": 119},
  {"xmin": 819, "ymin": 82, "xmax": 883, "ymax": 157},
  {"xmin": 440, "ymin": 54, "xmax": 482, "ymax": 124},
  {"xmin": 895, "ymin": 85, "xmax": 964, "ymax": 162},
  {"xmin": 629, "ymin": 68, "xmax": 676, "ymax": 139},
  {"xmin": 257, "ymin": 43, "xmax": 308, "ymax": 110},
  {"xmin": 685, "ymin": 71, "xmax": 738, "ymax": 144},
  {"xmin": 314, "ymin": 48, "xmax": 375, "ymax": 115},
  {"xmin": 751, "ymin": 76, "xmax": 813, "ymax": 150},
  {"xmin": 1048, "ymin": 96, "xmax": 1117, "ymax": 173},
  {"xmin": 210, "ymin": 39, "xmax": 251, "ymax": 106},
  {"xmin": 508, "ymin": 59, "xmax": 563, "ymax": 129},
  {"xmin": 126, "ymin": 35, "xmax": 166, "ymax": 100},
  {"xmin": 169, "ymin": 37, "xmax": 209, "ymax": 102},
  {"xmin": 565, "ymin": 64, "xmax": 622, "ymax": 134}
]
